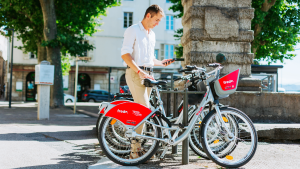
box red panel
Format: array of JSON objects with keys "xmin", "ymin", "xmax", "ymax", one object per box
[
  {"xmin": 99, "ymin": 101, "xmax": 130, "ymax": 114},
  {"xmin": 218, "ymin": 69, "xmax": 240, "ymax": 91},
  {"xmin": 111, "ymin": 100, "xmax": 130, "ymax": 105},
  {"xmin": 99, "ymin": 108, "xmax": 105, "ymax": 114},
  {"xmin": 105, "ymin": 102, "xmax": 152, "ymax": 126}
]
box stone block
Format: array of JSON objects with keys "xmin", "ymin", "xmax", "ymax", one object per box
[
  {"xmin": 237, "ymin": 87, "xmax": 262, "ymax": 92},
  {"xmin": 186, "ymin": 52, "xmax": 253, "ymax": 64},
  {"xmin": 181, "ymin": 29, "xmax": 254, "ymax": 46},
  {"xmin": 205, "ymin": 7, "xmax": 239, "ymax": 39},
  {"xmin": 221, "ymin": 92, "xmax": 300, "ymax": 123},
  {"xmin": 238, "ymin": 77, "xmax": 262, "ymax": 87},
  {"xmin": 182, "ymin": 7, "xmax": 254, "ymax": 42},
  {"xmin": 182, "ymin": 41, "xmax": 251, "ymax": 53},
  {"xmin": 182, "ymin": 0, "xmax": 251, "ymax": 8}
]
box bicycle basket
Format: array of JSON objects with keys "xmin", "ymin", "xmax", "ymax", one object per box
[
  {"xmin": 188, "ymin": 80, "xmax": 207, "ymax": 105},
  {"xmin": 214, "ymin": 69, "xmax": 240, "ymax": 98}
]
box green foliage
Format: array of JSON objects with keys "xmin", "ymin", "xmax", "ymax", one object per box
[
  {"xmin": 252, "ymin": 0, "xmax": 300, "ymax": 63},
  {"xmin": 168, "ymin": 0, "xmax": 183, "ymax": 18},
  {"xmin": 168, "ymin": 0, "xmax": 300, "ymax": 64},
  {"xmin": 174, "ymin": 28, "xmax": 183, "ymax": 58},
  {"xmin": 0, "ymin": 0, "xmax": 120, "ymax": 73},
  {"xmin": 168, "ymin": 1, "xmax": 183, "ymax": 58},
  {"xmin": 61, "ymin": 54, "xmax": 71, "ymax": 76}
]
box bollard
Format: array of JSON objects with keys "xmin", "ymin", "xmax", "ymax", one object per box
[
  {"xmin": 182, "ymin": 88, "xmax": 189, "ymax": 164},
  {"xmin": 172, "ymin": 88, "xmax": 178, "ymax": 154},
  {"xmin": 167, "ymin": 88, "xmax": 171, "ymax": 117}
]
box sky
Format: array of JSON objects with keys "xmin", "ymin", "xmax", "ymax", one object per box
[{"xmin": 260, "ymin": 43, "xmax": 300, "ymax": 85}]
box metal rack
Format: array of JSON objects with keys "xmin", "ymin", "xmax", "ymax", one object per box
[{"xmin": 160, "ymin": 89, "xmax": 205, "ymax": 165}]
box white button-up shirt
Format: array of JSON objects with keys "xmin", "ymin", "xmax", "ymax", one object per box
[{"xmin": 121, "ymin": 22, "xmax": 155, "ymax": 67}]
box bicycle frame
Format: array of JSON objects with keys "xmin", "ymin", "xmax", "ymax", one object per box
[
  {"xmin": 127, "ymin": 85, "xmax": 214, "ymax": 146},
  {"xmin": 103, "ymin": 66, "xmax": 237, "ymax": 146}
]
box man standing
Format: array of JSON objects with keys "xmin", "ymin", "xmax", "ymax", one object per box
[{"xmin": 121, "ymin": 4, "xmax": 174, "ymax": 159}]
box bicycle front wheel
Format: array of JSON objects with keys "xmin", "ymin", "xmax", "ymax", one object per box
[{"xmin": 201, "ymin": 107, "xmax": 257, "ymax": 168}]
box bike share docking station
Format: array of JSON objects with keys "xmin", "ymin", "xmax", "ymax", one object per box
[{"xmin": 160, "ymin": 88, "xmax": 205, "ymax": 165}]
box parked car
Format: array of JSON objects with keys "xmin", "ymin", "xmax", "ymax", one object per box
[
  {"xmin": 81, "ymin": 90, "xmax": 114, "ymax": 102},
  {"xmin": 64, "ymin": 93, "xmax": 76, "ymax": 103},
  {"xmin": 120, "ymin": 85, "xmax": 130, "ymax": 93}
]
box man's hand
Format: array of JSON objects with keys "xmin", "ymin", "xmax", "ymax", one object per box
[
  {"xmin": 161, "ymin": 59, "xmax": 175, "ymax": 67},
  {"xmin": 138, "ymin": 70, "xmax": 154, "ymax": 80}
]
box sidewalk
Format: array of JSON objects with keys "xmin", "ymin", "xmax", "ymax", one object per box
[
  {"xmin": 0, "ymin": 105, "xmax": 99, "ymax": 169},
  {"xmin": 1, "ymin": 102, "xmax": 300, "ymax": 169}
]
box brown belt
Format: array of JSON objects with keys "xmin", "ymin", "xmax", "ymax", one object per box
[{"xmin": 127, "ymin": 66, "xmax": 153, "ymax": 72}]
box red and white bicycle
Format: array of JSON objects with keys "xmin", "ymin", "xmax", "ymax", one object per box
[{"xmin": 98, "ymin": 62, "xmax": 257, "ymax": 168}]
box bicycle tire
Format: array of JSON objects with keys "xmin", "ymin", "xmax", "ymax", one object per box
[
  {"xmin": 99, "ymin": 116, "xmax": 161, "ymax": 166},
  {"xmin": 200, "ymin": 107, "xmax": 257, "ymax": 168}
]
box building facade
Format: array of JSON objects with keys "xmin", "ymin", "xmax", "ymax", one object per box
[{"xmin": 0, "ymin": 0, "xmax": 182, "ymax": 101}]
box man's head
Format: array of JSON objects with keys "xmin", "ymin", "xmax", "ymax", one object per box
[{"xmin": 143, "ymin": 4, "xmax": 164, "ymax": 29}]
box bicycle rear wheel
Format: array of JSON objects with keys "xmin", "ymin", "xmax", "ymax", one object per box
[
  {"xmin": 99, "ymin": 116, "xmax": 161, "ymax": 166},
  {"xmin": 201, "ymin": 107, "xmax": 257, "ymax": 168}
]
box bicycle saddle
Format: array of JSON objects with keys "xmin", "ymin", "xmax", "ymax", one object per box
[{"xmin": 144, "ymin": 78, "xmax": 167, "ymax": 87}]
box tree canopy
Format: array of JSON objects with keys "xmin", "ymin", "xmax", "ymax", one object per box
[
  {"xmin": 0, "ymin": 0, "xmax": 119, "ymax": 71},
  {"xmin": 169, "ymin": 0, "xmax": 300, "ymax": 63},
  {"xmin": 0, "ymin": 0, "xmax": 119, "ymax": 107}
]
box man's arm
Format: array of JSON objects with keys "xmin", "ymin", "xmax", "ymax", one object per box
[
  {"xmin": 153, "ymin": 58, "xmax": 175, "ymax": 67},
  {"xmin": 121, "ymin": 53, "xmax": 140, "ymax": 73},
  {"xmin": 121, "ymin": 27, "xmax": 154, "ymax": 80}
]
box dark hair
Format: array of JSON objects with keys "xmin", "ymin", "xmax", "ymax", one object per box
[{"xmin": 143, "ymin": 4, "xmax": 165, "ymax": 19}]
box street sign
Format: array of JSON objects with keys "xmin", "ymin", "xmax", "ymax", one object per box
[
  {"xmin": 76, "ymin": 57, "xmax": 91, "ymax": 61},
  {"xmin": 35, "ymin": 65, "xmax": 55, "ymax": 85}
]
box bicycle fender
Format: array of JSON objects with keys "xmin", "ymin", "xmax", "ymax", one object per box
[
  {"xmin": 104, "ymin": 102, "xmax": 152, "ymax": 126},
  {"xmin": 98, "ymin": 100, "xmax": 132, "ymax": 114}
]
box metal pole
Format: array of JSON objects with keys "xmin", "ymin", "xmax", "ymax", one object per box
[
  {"xmin": 73, "ymin": 58, "xmax": 79, "ymax": 114},
  {"xmin": 171, "ymin": 73, "xmax": 174, "ymax": 90},
  {"xmin": 172, "ymin": 89, "xmax": 178, "ymax": 154},
  {"xmin": 108, "ymin": 67, "xmax": 111, "ymax": 101},
  {"xmin": 182, "ymin": 88, "xmax": 189, "ymax": 164},
  {"xmin": 167, "ymin": 88, "xmax": 171, "ymax": 117},
  {"xmin": 8, "ymin": 29, "xmax": 14, "ymax": 108}
]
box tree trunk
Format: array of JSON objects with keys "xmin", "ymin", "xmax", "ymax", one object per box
[
  {"xmin": 37, "ymin": 41, "xmax": 47, "ymax": 64},
  {"xmin": 39, "ymin": 0, "xmax": 64, "ymax": 108}
]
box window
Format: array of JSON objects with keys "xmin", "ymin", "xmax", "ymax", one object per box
[
  {"xmin": 28, "ymin": 52, "xmax": 36, "ymax": 59},
  {"xmin": 124, "ymin": 12, "xmax": 133, "ymax": 28},
  {"xmin": 166, "ymin": 15, "xmax": 174, "ymax": 30},
  {"xmin": 166, "ymin": 0, "xmax": 171, "ymax": 3},
  {"xmin": 154, "ymin": 49, "xmax": 159, "ymax": 59},
  {"xmin": 162, "ymin": 44, "xmax": 174, "ymax": 59},
  {"xmin": 124, "ymin": 0, "xmax": 133, "ymax": 1}
]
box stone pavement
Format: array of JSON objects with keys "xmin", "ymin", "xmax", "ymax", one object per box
[{"xmin": 0, "ymin": 102, "xmax": 300, "ymax": 169}]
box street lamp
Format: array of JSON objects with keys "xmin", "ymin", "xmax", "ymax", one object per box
[{"xmin": 5, "ymin": 28, "xmax": 14, "ymax": 108}]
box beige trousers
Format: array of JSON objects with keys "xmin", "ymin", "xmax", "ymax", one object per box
[{"xmin": 125, "ymin": 68, "xmax": 152, "ymax": 134}]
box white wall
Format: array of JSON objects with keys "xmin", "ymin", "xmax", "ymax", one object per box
[
  {"xmin": 1, "ymin": 0, "xmax": 182, "ymax": 70},
  {"xmin": 0, "ymin": 32, "xmax": 38, "ymax": 65},
  {"xmin": 0, "ymin": 32, "xmax": 9, "ymax": 61},
  {"xmin": 78, "ymin": 0, "xmax": 182, "ymax": 69}
]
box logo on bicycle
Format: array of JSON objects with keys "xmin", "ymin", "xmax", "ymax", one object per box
[
  {"xmin": 117, "ymin": 109, "xmax": 128, "ymax": 114},
  {"xmin": 196, "ymin": 107, "xmax": 203, "ymax": 115},
  {"xmin": 132, "ymin": 110, "xmax": 142, "ymax": 116},
  {"xmin": 223, "ymin": 80, "xmax": 234, "ymax": 84}
]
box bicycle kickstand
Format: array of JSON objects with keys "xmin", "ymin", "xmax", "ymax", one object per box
[{"xmin": 159, "ymin": 146, "xmax": 169, "ymax": 160}]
